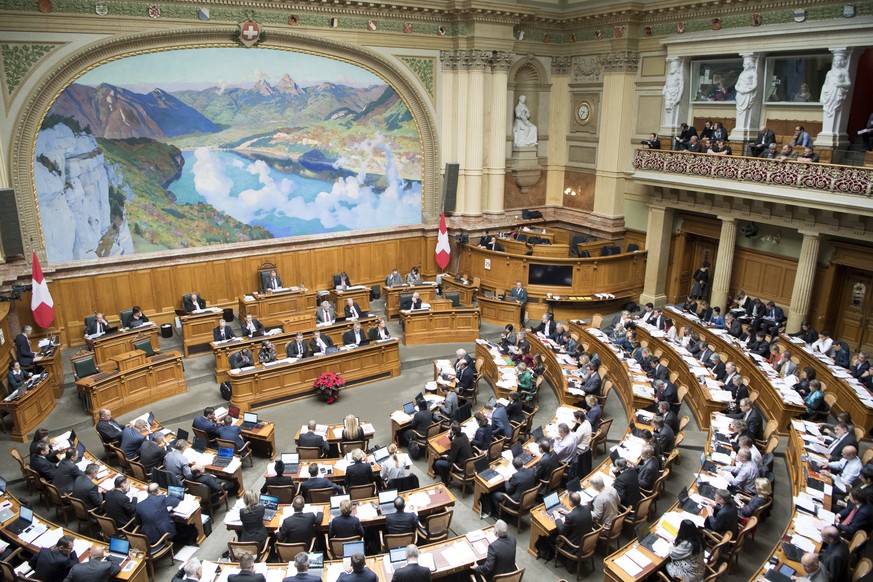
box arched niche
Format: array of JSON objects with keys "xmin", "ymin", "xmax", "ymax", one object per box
[{"xmin": 507, "ymin": 55, "xmax": 550, "ymax": 142}]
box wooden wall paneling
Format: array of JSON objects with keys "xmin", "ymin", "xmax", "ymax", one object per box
[
  {"xmin": 623, "ymin": 229, "xmax": 647, "ymax": 250},
  {"xmin": 730, "ymin": 248, "xmax": 797, "ymax": 306},
  {"xmin": 806, "ymin": 264, "xmax": 833, "ymax": 331},
  {"xmin": 664, "ymin": 234, "xmax": 684, "ymax": 304},
  {"xmin": 0, "ymin": 304, "xmax": 12, "ymax": 375}
]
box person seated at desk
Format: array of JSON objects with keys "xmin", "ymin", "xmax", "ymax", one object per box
[
  {"xmin": 385, "ymin": 496, "xmax": 419, "ymax": 535},
  {"xmin": 241, "ymin": 314, "xmax": 265, "ymax": 338},
  {"xmin": 343, "ymin": 298, "xmax": 365, "ymax": 320},
  {"xmin": 85, "ymin": 313, "xmax": 111, "ymax": 336},
  {"xmin": 342, "ymin": 322, "xmax": 367, "ymax": 346},
  {"xmin": 454, "ymin": 358, "xmax": 475, "ymax": 391},
  {"xmin": 329, "ymin": 499, "xmax": 365, "ymax": 540},
  {"xmin": 300, "ymin": 463, "xmax": 343, "ymax": 500},
  {"xmin": 72, "ymin": 463, "xmax": 103, "ymax": 511},
  {"xmin": 811, "ymin": 331, "xmax": 834, "ymax": 356},
  {"xmin": 488, "ymin": 400, "xmax": 512, "ymax": 440},
  {"xmin": 613, "ymin": 457, "xmax": 641, "ymax": 510},
  {"xmin": 258, "ymin": 340, "xmax": 277, "ymax": 363},
  {"xmin": 554, "ymin": 491, "xmax": 594, "ymax": 551},
  {"xmin": 238, "ymin": 490, "xmax": 268, "ymax": 545},
  {"xmin": 194, "ymin": 407, "xmax": 221, "ymax": 439},
  {"xmin": 633, "ymin": 445, "xmax": 660, "ymax": 491},
  {"xmin": 316, "ymin": 301, "xmax": 336, "ymax": 325},
  {"xmin": 728, "ymin": 398, "xmax": 764, "ymax": 441},
  {"xmin": 228, "ymin": 552, "xmax": 266, "ymax": 582},
  {"xmin": 120, "ymin": 419, "xmax": 149, "ymax": 459},
  {"xmin": 509, "ymin": 280, "xmax": 527, "ymax": 304},
  {"xmin": 62, "ymin": 544, "xmax": 120, "ymax": 582},
  {"xmin": 380, "ymin": 443, "xmax": 410, "ymax": 488},
  {"xmin": 470, "ymin": 412, "xmax": 493, "ymax": 454},
  {"xmin": 802, "ymin": 379, "xmax": 826, "ymax": 420},
  {"xmin": 265, "ymin": 269, "xmax": 283, "ymax": 291},
  {"xmin": 136, "ymin": 483, "xmax": 183, "ymax": 545},
  {"xmin": 127, "ymin": 306, "xmax": 149, "ymax": 328},
  {"xmin": 836, "ymin": 489, "xmax": 873, "ymax": 537},
  {"xmin": 532, "ymin": 313, "xmax": 556, "ymax": 338},
  {"xmin": 480, "ymin": 456, "xmax": 537, "ymax": 518},
  {"xmin": 183, "ymin": 293, "xmax": 207, "ymax": 313},
  {"xmin": 721, "ymin": 448, "xmax": 758, "ymax": 494},
  {"xmin": 386, "ymin": 268, "xmax": 404, "ymax": 287},
  {"xmin": 53, "ymin": 448, "xmax": 84, "ymax": 494},
  {"xmin": 369, "ymin": 319, "xmax": 391, "ymax": 341},
  {"xmin": 230, "ymin": 348, "xmax": 254, "ymax": 370},
  {"xmin": 7, "ymin": 361, "xmax": 32, "ymax": 392},
  {"xmin": 825, "ymin": 422, "xmax": 858, "ymax": 462},
  {"xmin": 514, "ymin": 331, "xmax": 530, "ymax": 355},
  {"xmin": 580, "ymin": 363, "xmax": 602, "ymax": 396},
  {"xmin": 406, "ymin": 266, "xmax": 422, "ymax": 285},
  {"xmin": 703, "ymin": 488, "xmax": 739, "ymax": 538},
  {"xmin": 218, "ymin": 415, "xmax": 245, "ymax": 449},
  {"xmin": 164, "ymin": 439, "xmax": 194, "ymax": 483},
  {"xmin": 336, "ymin": 272, "xmax": 352, "ymax": 288},
  {"xmin": 278, "ymin": 495, "xmax": 324, "ymax": 548},
  {"xmin": 138, "ymin": 433, "xmax": 169, "ymax": 478},
  {"xmin": 403, "ymin": 404, "xmax": 434, "ymax": 447},
  {"xmin": 104, "ymin": 475, "xmax": 138, "ymax": 528},
  {"xmin": 818, "ymin": 446, "xmax": 862, "ymax": 492},
  {"xmin": 213, "ymin": 320, "xmax": 235, "ymax": 342},
  {"xmin": 482, "ymin": 236, "xmax": 504, "ymax": 252},
  {"xmin": 758, "ymin": 301, "xmax": 786, "ymax": 337},
  {"xmin": 29, "ymin": 534, "xmax": 78, "ymax": 581},
  {"xmin": 664, "ymin": 520, "xmax": 706, "ymax": 582},
  {"xmin": 409, "ymin": 292, "xmax": 424, "ymax": 310},
  {"xmin": 192, "ymin": 462, "xmax": 238, "ymax": 497},
  {"xmin": 299, "ymin": 420, "xmax": 330, "ymax": 456},
  {"xmin": 31, "ymin": 442, "xmax": 56, "ymax": 481},
  {"xmin": 433, "ymin": 422, "xmax": 472, "ymax": 485},
  {"xmin": 727, "ymin": 374, "xmax": 750, "ymax": 408},
  {"xmin": 96, "ymin": 408, "xmax": 124, "ymax": 444},
  {"xmin": 707, "ymin": 306, "xmax": 725, "ymax": 328},
  {"xmin": 284, "ymin": 332, "xmax": 309, "ymax": 359},
  {"xmin": 738, "ymin": 477, "xmax": 772, "ymax": 519},
  {"xmin": 345, "ymin": 448, "xmax": 375, "ymax": 489},
  {"xmin": 471, "ymin": 519, "xmax": 517, "ymax": 582},
  {"xmin": 342, "ymin": 414, "xmax": 366, "ymax": 443},
  {"xmin": 261, "ymin": 460, "xmax": 294, "ymax": 494}
]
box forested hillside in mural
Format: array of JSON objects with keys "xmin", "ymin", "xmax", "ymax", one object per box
[{"xmin": 34, "ymin": 47, "xmax": 423, "ymax": 263}]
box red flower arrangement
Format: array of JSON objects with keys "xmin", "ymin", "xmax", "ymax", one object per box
[{"xmin": 313, "ymin": 372, "xmax": 344, "ymax": 404}]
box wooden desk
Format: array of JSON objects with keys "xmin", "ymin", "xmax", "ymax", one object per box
[
  {"xmin": 400, "ymin": 307, "xmax": 480, "ymax": 345},
  {"xmin": 0, "ymin": 374, "xmax": 55, "ymax": 442},
  {"xmin": 31, "ymin": 348, "xmax": 63, "ymax": 398},
  {"xmin": 426, "ymin": 412, "xmax": 484, "ymax": 477},
  {"xmin": 90, "ymin": 324, "xmax": 160, "ymax": 366},
  {"xmin": 328, "ymin": 286, "xmax": 371, "ymax": 314},
  {"xmin": 780, "ymin": 333, "xmax": 873, "ymax": 435},
  {"xmin": 228, "ymin": 340, "xmax": 401, "ymax": 411},
  {"xmin": 211, "ymin": 316, "xmax": 379, "ymax": 383},
  {"xmin": 382, "ymin": 284, "xmax": 439, "ymax": 320},
  {"xmin": 238, "ymin": 288, "xmax": 309, "ymax": 327},
  {"xmin": 666, "ymin": 308, "xmax": 805, "ymax": 433},
  {"xmin": 181, "ymin": 310, "xmax": 223, "ymax": 357},
  {"xmin": 576, "ymin": 238, "xmax": 618, "ymax": 257},
  {"xmin": 441, "ymin": 276, "xmax": 478, "ymax": 306},
  {"xmin": 499, "ymin": 237, "xmax": 571, "ymax": 258},
  {"xmin": 388, "ymin": 394, "xmax": 444, "ymax": 444},
  {"xmin": 0, "ymin": 490, "xmax": 148, "ymax": 582},
  {"xmin": 544, "ymin": 293, "xmax": 632, "ymax": 322},
  {"xmin": 293, "ymin": 420, "xmax": 376, "ymax": 447},
  {"xmin": 75, "ymin": 351, "xmax": 186, "ymax": 422},
  {"xmin": 477, "ymin": 295, "xmax": 523, "ymax": 325},
  {"xmin": 214, "ymin": 409, "xmax": 277, "ymax": 460},
  {"xmin": 263, "ymin": 456, "xmax": 380, "ymax": 484}
]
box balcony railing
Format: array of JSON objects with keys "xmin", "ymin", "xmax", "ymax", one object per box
[{"xmin": 632, "ymin": 149, "xmax": 873, "ymax": 197}]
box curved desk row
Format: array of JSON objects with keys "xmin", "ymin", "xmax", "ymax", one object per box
[
  {"xmin": 0, "ymin": 375, "xmax": 55, "ymax": 442},
  {"xmin": 476, "ymin": 295, "xmax": 523, "ymax": 325},
  {"xmin": 238, "ymin": 288, "xmax": 309, "ymax": 327},
  {"xmin": 90, "ymin": 325, "xmax": 161, "ymax": 366},
  {"xmin": 666, "ymin": 307, "xmax": 805, "ymax": 433},
  {"xmin": 229, "ymin": 339, "xmax": 401, "ymax": 412},
  {"xmin": 382, "ymin": 283, "xmax": 439, "ymax": 320},
  {"xmin": 780, "ymin": 333, "xmax": 873, "ymax": 435}
]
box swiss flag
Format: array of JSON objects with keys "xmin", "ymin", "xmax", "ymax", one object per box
[
  {"xmin": 30, "ymin": 252, "xmax": 55, "ymax": 329},
  {"xmin": 435, "ymin": 212, "xmax": 451, "ymax": 270}
]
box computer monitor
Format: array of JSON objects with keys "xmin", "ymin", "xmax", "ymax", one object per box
[
  {"xmin": 281, "ymin": 453, "xmax": 299, "ymax": 465},
  {"xmin": 259, "ymin": 495, "xmax": 279, "ymax": 510},
  {"xmin": 378, "ymin": 490, "xmax": 398, "ymax": 505},
  {"xmin": 402, "ymin": 402, "xmax": 415, "ymax": 415},
  {"xmin": 342, "ymin": 540, "xmax": 365, "ymax": 558},
  {"xmin": 109, "ymin": 537, "xmax": 130, "ymax": 556},
  {"xmin": 389, "ymin": 547, "xmax": 407, "ymax": 564},
  {"xmin": 18, "ymin": 506, "xmax": 33, "ymax": 522},
  {"xmin": 330, "ymin": 494, "xmax": 350, "ymax": 509},
  {"xmin": 543, "ymin": 492, "xmax": 561, "ymax": 512},
  {"xmin": 243, "ymin": 412, "xmax": 258, "ymax": 424},
  {"xmin": 168, "ymin": 486, "xmax": 185, "ymax": 499}
]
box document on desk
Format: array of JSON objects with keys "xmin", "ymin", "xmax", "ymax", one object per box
[
  {"xmin": 626, "ymin": 547, "xmax": 653, "ymax": 569},
  {"xmin": 614, "ymin": 554, "xmax": 644, "ymax": 576},
  {"xmin": 354, "ymin": 503, "xmax": 378, "ymax": 520}
]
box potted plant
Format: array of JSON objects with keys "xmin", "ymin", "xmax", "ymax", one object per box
[{"xmin": 313, "ymin": 372, "xmax": 344, "ymax": 404}]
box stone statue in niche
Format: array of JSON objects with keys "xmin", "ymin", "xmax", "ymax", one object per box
[
  {"xmin": 735, "ymin": 55, "xmax": 758, "ymax": 114},
  {"xmin": 662, "ymin": 57, "xmax": 684, "ymax": 112},
  {"xmin": 821, "ymin": 51, "xmax": 851, "ymax": 116},
  {"xmin": 513, "ymin": 95, "xmax": 538, "ymax": 148}
]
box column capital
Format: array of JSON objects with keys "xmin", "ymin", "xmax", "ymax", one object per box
[
  {"xmin": 439, "ymin": 50, "xmax": 462, "ymax": 71},
  {"xmin": 551, "ymin": 56, "xmax": 571, "ymax": 76},
  {"xmin": 797, "ymin": 229, "xmax": 821, "ymax": 239},
  {"xmin": 716, "ymin": 215, "xmax": 736, "ymax": 224},
  {"xmin": 599, "ymin": 51, "xmax": 640, "ymax": 74},
  {"xmin": 459, "ymin": 49, "xmax": 492, "ymax": 71},
  {"xmin": 491, "ymin": 51, "xmax": 514, "ymax": 72}
]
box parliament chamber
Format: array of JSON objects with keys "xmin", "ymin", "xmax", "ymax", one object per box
[{"xmin": 2, "ymin": 0, "xmax": 873, "ymax": 580}]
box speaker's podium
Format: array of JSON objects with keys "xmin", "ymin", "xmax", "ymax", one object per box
[{"xmin": 400, "ymin": 300, "xmax": 480, "ymax": 346}]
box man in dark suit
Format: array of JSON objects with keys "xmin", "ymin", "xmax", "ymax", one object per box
[
  {"xmin": 657, "ymin": 402, "xmax": 680, "ymax": 435},
  {"xmin": 728, "ymin": 398, "xmax": 764, "ymax": 441},
  {"xmin": 284, "ymin": 553, "xmax": 322, "ymax": 582},
  {"xmin": 62, "ymin": 545, "xmax": 120, "ymax": 582},
  {"xmin": 725, "ymin": 314, "xmax": 744, "ymax": 339},
  {"xmin": 193, "ymin": 407, "xmax": 221, "ymax": 440},
  {"xmin": 278, "ymin": 495, "xmax": 323, "ymax": 547},
  {"xmin": 138, "ymin": 433, "xmax": 169, "ymax": 478},
  {"xmin": 31, "ymin": 442, "xmax": 56, "ymax": 481},
  {"xmin": 826, "ymin": 422, "xmax": 858, "ymax": 462},
  {"xmin": 532, "ymin": 314, "xmax": 556, "ymax": 338},
  {"xmin": 286, "ymin": 332, "xmax": 311, "ymax": 358},
  {"xmin": 96, "ymin": 408, "xmax": 124, "ymax": 444},
  {"xmin": 309, "ymin": 330, "xmax": 334, "ymax": 353},
  {"xmin": 261, "ymin": 460, "xmax": 295, "ymax": 494},
  {"xmin": 704, "ymin": 489, "xmax": 739, "ymax": 537},
  {"xmin": 315, "ymin": 301, "xmax": 336, "ymax": 324},
  {"xmin": 746, "ymin": 330, "xmax": 771, "ymax": 357},
  {"xmin": 337, "ymin": 553, "xmax": 377, "ymax": 582},
  {"xmin": 213, "ymin": 320, "xmax": 235, "ymax": 342},
  {"xmin": 634, "ymin": 445, "xmax": 660, "ymax": 491},
  {"xmin": 192, "ymin": 463, "xmax": 237, "ymax": 497},
  {"xmin": 299, "ymin": 463, "xmax": 343, "ymax": 500},
  {"xmin": 836, "ymin": 489, "xmax": 873, "ymax": 536},
  {"xmin": 343, "ymin": 298, "xmax": 365, "ymax": 319},
  {"xmin": 369, "ymin": 319, "xmax": 391, "ymax": 341},
  {"xmin": 750, "ymin": 125, "xmax": 777, "ymax": 156},
  {"xmin": 342, "ymin": 322, "xmax": 367, "ymax": 346},
  {"xmin": 581, "ymin": 365, "xmax": 602, "ymax": 395},
  {"xmin": 410, "ymin": 292, "xmax": 423, "ymax": 310},
  {"xmin": 85, "ymin": 313, "xmax": 113, "ymax": 337},
  {"xmin": 455, "ymin": 359, "xmax": 474, "ymax": 390},
  {"xmin": 613, "ymin": 458, "xmax": 641, "ymax": 509},
  {"xmin": 52, "ymin": 448, "xmax": 84, "ymax": 494},
  {"xmin": 819, "ymin": 526, "xmax": 850, "ymax": 582},
  {"xmin": 136, "ymin": 483, "xmax": 182, "ymax": 543},
  {"xmin": 759, "ymin": 301, "xmax": 786, "ymax": 337},
  {"xmin": 265, "ymin": 270, "xmax": 283, "ymax": 291},
  {"xmin": 217, "ymin": 415, "xmax": 245, "ymax": 449},
  {"xmin": 471, "ymin": 520, "xmax": 516, "ymax": 581},
  {"xmin": 647, "ymin": 359, "xmax": 669, "ymax": 381},
  {"xmin": 391, "ymin": 544, "xmax": 432, "ymax": 582},
  {"xmin": 7, "ymin": 361, "xmax": 31, "ymax": 392},
  {"xmin": 183, "ymin": 293, "xmax": 206, "ymax": 313},
  {"xmin": 298, "ymin": 421, "xmax": 330, "ymax": 456},
  {"xmin": 652, "ymin": 417, "xmax": 676, "ymax": 454},
  {"xmin": 29, "ymin": 535, "xmax": 78, "ymax": 581},
  {"xmin": 344, "ymin": 451, "xmax": 375, "ymax": 489},
  {"xmin": 104, "ymin": 475, "xmax": 137, "ymax": 527},
  {"xmin": 555, "ymin": 491, "xmax": 593, "ymax": 546},
  {"xmin": 483, "ymin": 237, "xmax": 503, "ymax": 252},
  {"xmin": 534, "ymin": 439, "xmax": 559, "ymax": 483},
  {"xmin": 120, "ymin": 420, "xmax": 149, "ymax": 458},
  {"xmin": 71, "ymin": 464, "xmax": 103, "ymax": 511},
  {"xmin": 14, "ymin": 325, "xmax": 35, "ymax": 367},
  {"xmin": 433, "ymin": 422, "xmax": 472, "ymax": 485},
  {"xmin": 241, "ymin": 314, "xmax": 265, "ymax": 338},
  {"xmin": 652, "ymin": 379, "xmax": 678, "ymax": 412},
  {"xmin": 386, "ymin": 496, "xmax": 419, "ymax": 534},
  {"xmin": 491, "ymin": 457, "xmax": 537, "ymax": 517},
  {"xmin": 403, "ymin": 407, "xmax": 434, "ymax": 446},
  {"xmin": 709, "ymin": 354, "xmax": 726, "ymax": 379},
  {"xmin": 228, "ymin": 553, "xmax": 266, "ymax": 582}
]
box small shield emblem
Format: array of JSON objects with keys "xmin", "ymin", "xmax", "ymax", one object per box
[
  {"xmin": 148, "ymin": 4, "xmax": 160, "ymax": 18},
  {"xmin": 676, "ymin": 21, "xmax": 685, "ymax": 33},
  {"xmin": 288, "ymin": 15, "xmax": 299, "ymax": 26},
  {"xmin": 367, "ymin": 20, "xmax": 377, "ymax": 31},
  {"xmin": 239, "ymin": 20, "xmax": 261, "ymax": 47},
  {"xmin": 436, "ymin": 25, "xmax": 446, "ymax": 36},
  {"xmin": 38, "ymin": 0, "xmax": 52, "ymax": 13},
  {"xmin": 403, "ymin": 22, "xmax": 413, "ymax": 34},
  {"xmin": 594, "ymin": 29, "xmax": 602, "ymax": 40},
  {"xmin": 711, "ymin": 18, "xmax": 721, "ymax": 30},
  {"xmin": 198, "ymin": 8, "xmax": 210, "ymax": 21},
  {"xmin": 644, "ymin": 26, "xmax": 653, "ymax": 37}
]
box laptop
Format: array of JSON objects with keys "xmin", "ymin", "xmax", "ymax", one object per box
[
  {"xmin": 106, "ymin": 537, "xmax": 130, "ymax": 564},
  {"xmin": 228, "ymin": 407, "xmax": 241, "ymax": 419},
  {"xmin": 781, "ymin": 541, "xmax": 804, "ymax": 563},
  {"xmin": 307, "ymin": 552, "xmax": 324, "ymax": 577},
  {"xmin": 378, "ymin": 490, "xmax": 399, "ymax": 515},
  {"xmin": 635, "ymin": 523, "xmax": 659, "ymax": 552},
  {"xmin": 342, "ymin": 540, "xmax": 365, "ymax": 568},
  {"xmin": 281, "ymin": 453, "xmax": 299, "ymax": 475},
  {"xmin": 385, "ymin": 546, "xmax": 407, "ymax": 573},
  {"xmin": 677, "ymin": 487, "xmax": 701, "ymax": 514},
  {"xmin": 260, "ymin": 495, "xmax": 279, "ymax": 521},
  {"xmin": 488, "ymin": 396, "xmax": 497, "ymax": 408},
  {"xmin": 240, "ymin": 412, "xmax": 258, "ymax": 431},
  {"xmin": 510, "ymin": 442, "xmax": 533, "ymax": 465},
  {"xmin": 7, "ymin": 505, "xmax": 34, "ymax": 534},
  {"xmin": 175, "ymin": 428, "xmax": 189, "ymax": 444},
  {"xmin": 701, "ymin": 460, "xmax": 718, "ymax": 474},
  {"xmin": 765, "ymin": 565, "xmax": 795, "ymax": 582},
  {"xmin": 168, "ymin": 486, "xmax": 185, "ymax": 500},
  {"xmin": 414, "ymin": 393, "xmax": 428, "ymax": 411},
  {"xmin": 372, "ymin": 447, "xmax": 391, "ymax": 464},
  {"xmin": 212, "ymin": 447, "xmax": 235, "ymax": 468},
  {"xmin": 192, "ymin": 437, "xmax": 208, "ymax": 453},
  {"xmin": 475, "ymin": 457, "xmax": 499, "ymax": 482},
  {"xmin": 531, "ymin": 426, "xmax": 545, "ymax": 442},
  {"xmin": 402, "ymin": 402, "xmax": 416, "ymax": 415},
  {"xmin": 330, "ymin": 494, "xmax": 350, "ymax": 518},
  {"xmin": 696, "ymin": 479, "xmax": 717, "ymax": 501},
  {"xmin": 543, "ymin": 491, "xmax": 563, "ymax": 521}
]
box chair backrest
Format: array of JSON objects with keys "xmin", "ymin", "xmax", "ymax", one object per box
[
  {"xmin": 297, "ymin": 446, "xmax": 322, "ymax": 460},
  {"xmin": 308, "ymin": 487, "xmax": 336, "ymax": 503},
  {"xmin": 328, "ymin": 536, "xmax": 362, "ymax": 560},
  {"xmin": 132, "ymin": 338, "xmax": 155, "ymax": 357},
  {"xmin": 154, "ymin": 468, "xmax": 181, "ymax": 488},
  {"xmin": 461, "ymin": 453, "xmax": 485, "ymax": 477},
  {"xmin": 509, "ymin": 423, "xmax": 522, "ymax": 446},
  {"xmin": 748, "ymin": 389, "xmax": 759, "ymax": 403},
  {"xmin": 849, "ymin": 530, "xmax": 868, "ymax": 554},
  {"xmin": 544, "ymin": 463, "xmax": 566, "ymax": 493},
  {"xmin": 635, "ymin": 494, "xmax": 656, "ymax": 521},
  {"xmin": 275, "ymin": 541, "xmax": 308, "ymax": 562},
  {"xmin": 127, "ymin": 459, "xmax": 148, "ymax": 482},
  {"xmin": 593, "ymin": 417, "xmax": 613, "ymax": 443},
  {"xmin": 519, "ymin": 484, "xmax": 540, "ymax": 512},
  {"xmin": 184, "ymin": 480, "xmax": 212, "ymax": 505},
  {"xmin": 216, "ymin": 437, "xmax": 243, "ymax": 454},
  {"xmin": 627, "ymin": 243, "xmax": 639, "ymax": 252},
  {"xmin": 674, "ymin": 432, "xmax": 685, "ymax": 448},
  {"xmin": 119, "ymin": 309, "xmax": 134, "ymax": 328},
  {"xmin": 73, "ymin": 356, "xmax": 98, "ymax": 379},
  {"xmin": 854, "ymin": 425, "xmax": 866, "ymax": 444},
  {"xmin": 93, "ymin": 512, "xmax": 120, "ymax": 537},
  {"xmin": 341, "ymin": 441, "xmax": 365, "ymax": 455},
  {"xmin": 391, "ymin": 474, "xmax": 420, "ymax": 493},
  {"xmin": 66, "ymin": 496, "xmax": 90, "ymax": 520},
  {"xmin": 399, "ymin": 294, "xmax": 413, "ymax": 310},
  {"xmin": 704, "ymin": 562, "xmax": 728, "ymax": 582},
  {"xmin": 762, "ymin": 419, "xmax": 778, "ymax": 442},
  {"xmin": 488, "ymin": 437, "xmax": 506, "ymax": 462},
  {"xmin": 678, "ymin": 415, "xmax": 690, "ymax": 432},
  {"xmin": 423, "ymin": 508, "xmax": 453, "ymax": 537},
  {"xmin": 609, "ymin": 506, "xmax": 631, "ymax": 539},
  {"xmin": 426, "ymin": 423, "xmax": 442, "ymax": 440},
  {"xmin": 677, "ymin": 385, "xmax": 688, "ymax": 404},
  {"xmin": 862, "ymin": 448, "xmax": 873, "ymax": 466},
  {"xmin": 383, "ymin": 531, "xmax": 416, "ymax": 550},
  {"xmin": 84, "ymin": 314, "xmax": 97, "ymax": 331},
  {"xmin": 591, "ymin": 313, "xmax": 603, "ymax": 329},
  {"xmin": 492, "ymin": 569, "xmax": 525, "ymax": 582},
  {"xmin": 228, "ymin": 541, "xmax": 261, "ymax": 561},
  {"xmin": 734, "ymin": 516, "xmax": 758, "ymax": 554},
  {"xmin": 267, "ymin": 485, "xmax": 296, "ymax": 505},
  {"xmin": 125, "ymin": 531, "xmax": 151, "ymax": 555},
  {"xmin": 9, "ymin": 449, "xmax": 26, "ymax": 474},
  {"xmin": 580, "ymin": 525, "xmax": 604, "ymax": 555},
  {"xmin": 445, "ymin": 293, "xmax": 461, "ymax": 307},
  {"xmin": 348, "ymin": 483, "xmax": 376, "ymax": 500}
]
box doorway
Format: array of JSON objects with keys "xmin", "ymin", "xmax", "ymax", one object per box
[{"xmin": 836, "ymin": 268, "xmax": 873, "ymax": 353}]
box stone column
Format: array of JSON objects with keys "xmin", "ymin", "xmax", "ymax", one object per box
[
  {"xmin": 709, "ymin": 217, "xmax": 737, "ymax": 312},
  {"xmin": 593, "ymin": 51, "xmax": 640, "ymax": 218},
  {"xmin": 484, "ymin": 51, "xmax": 513, "ymax": 214},
  {"xmin": 439, "ymin": 51, "xmax": 463, "ymax": 212},
  {"xmin": 461, "ymin": 50, "xmax": 490, "ymax": 215},
  {"xmin": 815, "ymin": 47, "xmax": 859, "ymax": 149},
  {"xmin": 786, "ymin": 231, "xmax": 821, "ymax": 333},
  {"xmin": 729, "ymin": 52, "xmax": 765, "ymax": 144},
  {"xmin": 639, "ymin": 205, "xmax": 675, "ymax": 307},
  {"xmin": 660, "ymin": 56, "xmax": 689, "ymax": 139},
  {"xmin": 544, "ymin": 56, "xmax": 571, "ymax": 206}
]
